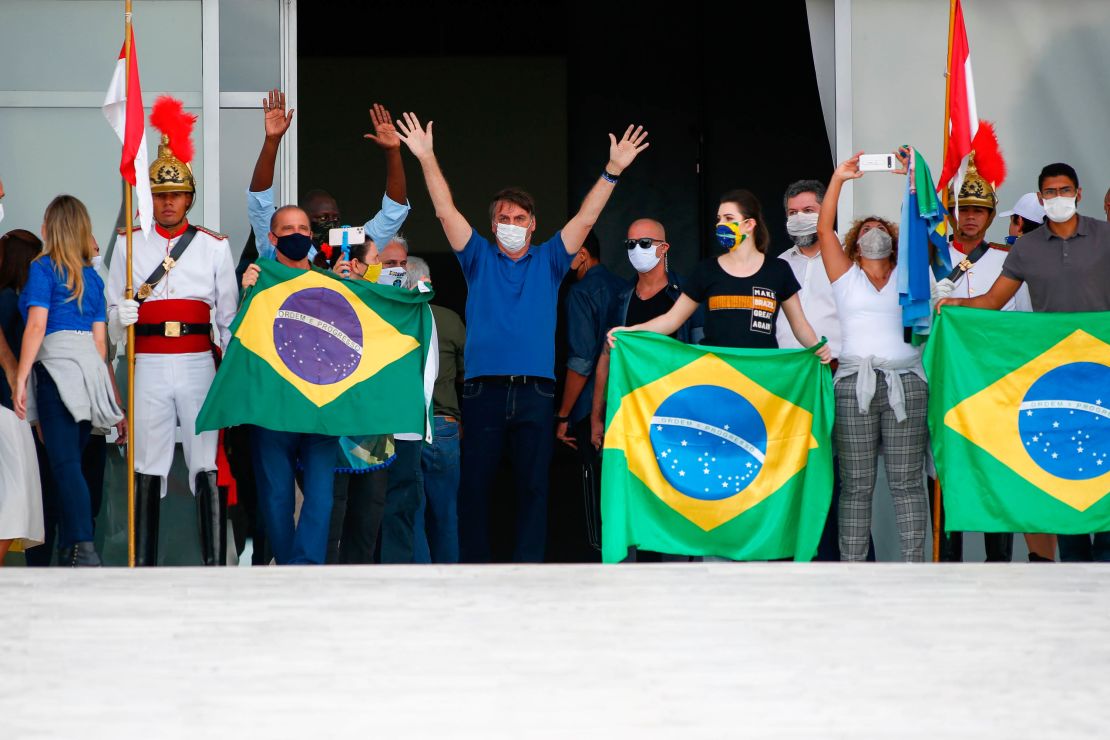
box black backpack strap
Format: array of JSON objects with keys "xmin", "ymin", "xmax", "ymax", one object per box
[{"xmin": 136, "ymin": 225, "xmax": 198, "ymax": 302}]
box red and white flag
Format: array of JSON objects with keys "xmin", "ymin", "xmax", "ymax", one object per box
[
  {"xmin": 102, "ymin": 26, "xmax": 152, "ymax": 239},
  {"xmin": 938, "ymin": 0, "xmax": 1004, "ymax": 206}
]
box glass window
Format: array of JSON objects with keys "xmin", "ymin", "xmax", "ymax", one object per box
[
  {"xmin": 0, "ymin": 1, "xmax": 202, "ymax": 93},
  {"xmin": 0, "ymin": 108, "xmax": 203, "ymax": 259},
  {"xmin": 219, "ymin": 0, "xmax": 280, "ymax": 92},
  {"xmin": 220, "ymin": 108, "xmax": 277, "ymax": 261}
]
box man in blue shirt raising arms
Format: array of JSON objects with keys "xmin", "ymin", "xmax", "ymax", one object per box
[{"xmin": 395, "ymin": 112, "xmax": 649, "ymax": 562}]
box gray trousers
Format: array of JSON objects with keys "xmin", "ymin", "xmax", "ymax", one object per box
[{"xmin": 834, "ymin": 371, "xmax": 929, "ymax": 562}]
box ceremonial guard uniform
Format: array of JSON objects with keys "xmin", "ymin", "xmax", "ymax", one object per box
[
  {"xmin": 936, "ymin": 155, "xmax": 1028, "ymax": 561},
  {"xmin": 944, "ymin": 157, "xmax": 1032, "ymax": 312},
  {"xmin": 106, "ymin": 99, "xmax": 238, "ymax": 566}
]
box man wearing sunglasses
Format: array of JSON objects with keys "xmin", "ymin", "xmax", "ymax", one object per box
[
  {"xmin": 590, "ymin": 219, "xmax": 704, "ymax": 452},
  {"xmin": 938, "ymin": 161, "xmax": 1110, "ymax": 561}
]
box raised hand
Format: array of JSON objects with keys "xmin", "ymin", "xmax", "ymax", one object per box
[
  {"xmin": 331, "ymin": 258, "xmax": 353, "ymax": 278},
  {"xmin": 607, "ymin": 125, "xmax": 650, "ymax": 175},
  {"xmin": 364, "ymin": 103, "xmax": 401, "ymax": 150},
  {"xmin": 395, "ymin": 112, "xmax": 434, "ymax": 160},
  {"xmin": 893, "ymin": 146, "xmax": 911, "ymax": 175},
  {"xmin": 262, "ymin": 89, "xmax": 294, "ymax": 141},
  {"xmin": 833, "ymin": 151, "xmax": 866, "ymax": 182}
]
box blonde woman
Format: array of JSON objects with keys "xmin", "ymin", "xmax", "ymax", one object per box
[{"xmin": 14, "ymin": 195, "xmax": 123, "ymax": 567}]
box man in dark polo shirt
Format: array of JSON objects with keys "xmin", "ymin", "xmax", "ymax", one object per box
[
  {"xmin": 395, "ymin": 112, "xmax": 649, "ymax": 562},
  {"xmin": 939, "ymin": 162, "xmax": 1110, "ymax": 561}
]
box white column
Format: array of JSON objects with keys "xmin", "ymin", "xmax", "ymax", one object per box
[{"xmin": 201, "ymin": 0, "xmax": 221, "ymax": 229}]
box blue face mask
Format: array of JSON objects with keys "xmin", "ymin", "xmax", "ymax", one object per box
[
  {"xmin": 1004, "ymin": 234, "xmax": 1018, "ymax": 245},
  {"xmin": 275, "ymin": 232, "xmax": 313, "ymax": 261}
]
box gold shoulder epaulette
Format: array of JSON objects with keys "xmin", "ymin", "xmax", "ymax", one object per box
[
  {"xmin": 116, "ymin": 224, "xmax": 141, "ymax": 236},
  {"xmin": 987, "ymin": 241, "xmax": 1011, "ymax": 252},
  {"xmin": 194, "ymin": 225, "xmax": 228, "ymax": 241}
]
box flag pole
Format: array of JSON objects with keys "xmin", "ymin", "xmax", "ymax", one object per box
[
  {"xmin": 124, "ymin": 0, "xmax": 136, "ymax": 568},
  {"xmin": 933, "ymin": 0, "xmax": 958, "ymax": 564}
]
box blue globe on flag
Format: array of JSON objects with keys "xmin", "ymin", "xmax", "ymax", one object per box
[
  {"xmin": 648, "ymin": 385, "xmax": 767, "ymax": 501},
  {"xmin": 1018, "ymin": 362, "xmax": 1110, "ymax": 481},
  {"xmin": 273, "ymin": 287, "xmax": 363, "ymax": 386}
]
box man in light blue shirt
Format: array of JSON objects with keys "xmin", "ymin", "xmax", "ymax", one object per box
[{"xmin": 246, "ymin": 91, "xmax": 409, "ymax": 266}]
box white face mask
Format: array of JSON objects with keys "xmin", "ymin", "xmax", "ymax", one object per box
[
  {"xmin": 628, "ymin": 245, "xmax": 662, "ymax": 273},
  {"xmin": 858, "ymin": 228, "xmax": 893, "ymax": 260},
  {"xmin": 91, "ymin": 255, "xmax": 103, "ymax": 271},
  {"xmin": 377, "ymin": 266, "xmax": 407, "ymax": 287},
  {"xmin": 1043, "ymin": 196, "xmax": 1077, "ymax": 223},
  {"xmin": 496, "ymin": 223, "xmax": 529, "ymax": 253},
  {"xmin": 786, "ymin": 212, "xmax": 819, "ymax": 238}
]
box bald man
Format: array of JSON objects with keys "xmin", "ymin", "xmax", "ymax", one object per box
[{"xmin": 589, "ymin": 218, "xmax": 703, "ymax": 560}]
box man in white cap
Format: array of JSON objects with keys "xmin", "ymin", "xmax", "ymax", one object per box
[{"xmin": 999, "ymin": 192, "xmax": 1046, "ymax": 246}]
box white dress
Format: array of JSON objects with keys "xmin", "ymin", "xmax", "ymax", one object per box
[{"xmin": 0, "ymin": 404, "xmax": 44, "ymax": 549}]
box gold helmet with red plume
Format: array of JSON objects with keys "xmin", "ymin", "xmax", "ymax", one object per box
[
  {"xmin": 946, "ymin": 121, "xmax": 1007, "ymax": 229},
  {"xmin": 148, "ymin": 96, "xmax": 197, "ymax": 195}
]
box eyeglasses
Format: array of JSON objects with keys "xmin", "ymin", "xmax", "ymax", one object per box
[
  {"xmin": 1041, "ymin": 186, "xmax": 1077, "ymax": 198},
  {"xmin": 625, "ymin": 237, "xmax": 664, "ymax": 250}
]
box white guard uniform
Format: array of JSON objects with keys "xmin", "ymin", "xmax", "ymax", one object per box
[
  {"xmin": 947, "ymin": 243, "xmax": 1032, "ymax": 312},
  {"xmin": 106, "ymin": 222, "xmax": 239, "ymax": 495}
]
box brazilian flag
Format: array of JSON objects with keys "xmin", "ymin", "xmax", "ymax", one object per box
[
  {"xmin": 196, "ymin": 260, "xmax": 434, "ymax": 437},
  {"xmin": 601, "ymin": 332, "xmax": 834, "ymax": 562},
  {"xmin": 925, "ymin": 308, "xmax": 1110, "ymax": 533}
]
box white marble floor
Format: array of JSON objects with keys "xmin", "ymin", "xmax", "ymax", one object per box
[{"xmin": 2, "ymin": 564, "xmax": 1108, "ymax": 738}]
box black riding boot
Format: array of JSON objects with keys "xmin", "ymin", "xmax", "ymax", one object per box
[
  {"xmin": 60, "ymin": 541, "xmax": 102, "ymax": 567},
  {"xmin": 984, "ymin": 532, "xmax": 1014, "ymax": 562},
  {"xmin": 133, "ymin": 473, "xmax": 161, "ymax": 566},
  {"xmin": 195, "ymin": 471, "xmax": 227, "ymax": 566}
]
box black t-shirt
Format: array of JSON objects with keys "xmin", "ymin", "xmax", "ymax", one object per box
[
  {"xmin": 626, "ymin": 287, "xmax": 676, "ymax": 336},
  {"xmin": 682, "ymin": 256, "xmax": 800, "ymax": 348}
]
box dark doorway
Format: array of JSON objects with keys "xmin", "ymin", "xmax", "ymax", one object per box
[{"xmin": 298, "ymin": 0, "xmax": 831, "ymax": 561}]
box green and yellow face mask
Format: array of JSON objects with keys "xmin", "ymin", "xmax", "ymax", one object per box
[{"xmin": 715, "ymin": 221, "xmax": 748, "ymax": 252}]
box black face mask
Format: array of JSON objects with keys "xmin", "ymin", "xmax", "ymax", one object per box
[
  {"xmin": 275, "ymin": 232, "xmax": 313, "ymax": 261},
  {"xmin": 311, "ymin": 218, "xmax": 340, "ymax": 247}
]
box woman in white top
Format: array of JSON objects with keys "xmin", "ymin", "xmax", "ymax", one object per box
[{"xmin": 818, "ymin": 154, "xmax": 929, "ymax": 562}]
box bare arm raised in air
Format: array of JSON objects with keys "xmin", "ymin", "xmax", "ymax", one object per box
[
  {"xmin": 561, "ymin": 125, "xmax": 650, "ymax": 255},
  {"xmin": 395, "ymin": 113, "xmax": 473, "ymax": 251}
]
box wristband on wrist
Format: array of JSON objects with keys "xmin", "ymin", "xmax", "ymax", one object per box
[
  {"xmin": 602, "ymin": 170, "xmax": 621, "ymax": 184},
  {"xmin": 555, "ymin": 414, "xmax": 570, "ymax": 423}
]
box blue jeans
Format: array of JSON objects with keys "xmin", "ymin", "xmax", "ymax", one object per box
[
  {"xmin": 250, "ymin": 426, "xmax": 336, "ymax": 565},
  {"xmin": 459, "ymin": 378, "xmax": 554, "ymax": 563},
  {"xmin": 34, "ymin": 364, "xmax": 95, "ymax": 550},
  {"xmin": 1058, "ymin": 533, "xmax": 1110, "ymax": 562},
  {"xmin": 381, "ymin": 438, "xmax": 423, "ymax": 564},
  {"xmin": 414, "ymin": 417, "xmax": 461, "ymax": 564}
]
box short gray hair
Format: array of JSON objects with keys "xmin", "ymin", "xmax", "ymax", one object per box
[
  {"xmin": 782, "ymin": 180, "xmax": 826, "ymax": 210},
  {"xmin": 385, "ymin": 233, "xmax": 409, "ymax": 255},
  {"xmin": 403, "ymin": 256, "xmax": 430, "ymax": 289}
]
